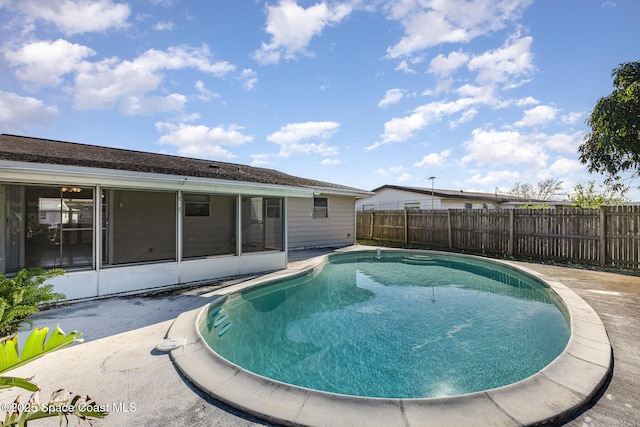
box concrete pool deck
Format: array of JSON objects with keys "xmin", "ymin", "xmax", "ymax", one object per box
[{"xmin": 1, "ymin": 245, "xmax": 639, "ymax": 426}]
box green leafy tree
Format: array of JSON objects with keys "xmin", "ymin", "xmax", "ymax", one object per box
[
  {"xmin": 0, "ymin": 326, "xmax": 108, "ymax": 426},
  {"xmin": 568, "ymin": 181, "xmax": 626, "ymax": 208},
  {"xmin": 579, "ymin": 61, "xmax": 640, "ymax": 190}
]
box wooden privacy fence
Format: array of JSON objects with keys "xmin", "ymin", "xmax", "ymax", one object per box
[{"xmin": 356, "ymin": 206, "xmax": 640, "ymax": 269}]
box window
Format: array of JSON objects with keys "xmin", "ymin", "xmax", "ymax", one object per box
[
  {"xmin": 313, "ymin": 197, "xmax": 328, "ymax": 218},
  {"xmin": 266, "ymin": 198, "xmax": 281, "ymax": 218},
  {"xmin": 404, "ymin": 202, "xmax": 420, "ymax": 210},
  {"xmin": 2, "ymin": 184, "xmax": 94, "ymax": 273},
  {"xmin": 184, "ymin": 193, "xmax": 210, "ymax": 217},
  {"xmin": 465, "ymin": 203, "xmax": 473, "ymax": 209},
  {"xmin": 361, "ymin": 204, "xmax": 375, "ymax": 212}
]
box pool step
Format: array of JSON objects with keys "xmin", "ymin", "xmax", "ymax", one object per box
[
  {"xmin": 218, "ymin": 323, "xmax": 232, "ymax": 336},
  {"xmin": 214, "ymin": 314, "xmax": 228, "ymax": 327},
  {"xmin": 402, "ymin": 255, "xmax": 436, "ymax": 265}
]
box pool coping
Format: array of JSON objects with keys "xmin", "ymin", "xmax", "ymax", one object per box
[{"xmin": 166, "ymin": 248, "xmax": 612, "ymax": 427}]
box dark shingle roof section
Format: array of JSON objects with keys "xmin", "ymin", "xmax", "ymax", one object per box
[
  {"xmin": 0, "ymin": 134, "xmax": 367, "ymax": 193},
  {"xmin": 372, "ymin": 184, "xmax": 544, "ymax": 203}
]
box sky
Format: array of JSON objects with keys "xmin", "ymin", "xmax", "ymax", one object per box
[{"xmin": 1, "ymin": 0, "xmax": 639, "ymax": 200}]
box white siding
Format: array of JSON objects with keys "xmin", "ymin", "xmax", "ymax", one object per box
[
  {"xmin": 288, "ymin": 195, "xmax": 356, "ymax": 249},
  {"xmin": 356, "ymin": 188, "xmax": 504, "ymax": 210},
  {"xmin": 356, "ymin": 188, "xmax": 441, "ymax": 211}
]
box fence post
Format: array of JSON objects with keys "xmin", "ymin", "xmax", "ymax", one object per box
[
  {"xmin": 508, "ymin": 209, "xmax": 515, "ymax": 256},
  {"xmin": 369, "ymin": 212, "xmax": 374, "ymax": 240},
  {"xmin": 447, "ymin": 209, "xmax": 453, "ymax": 248},
  {"xmin": 404, "ymin": 209, "xmax": 408, "ymax": 243},
  {"xmin": 599, "ymin": 206, "xmax": 607, "ymax": 266}
]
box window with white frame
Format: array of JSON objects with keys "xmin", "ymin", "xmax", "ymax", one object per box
[{"xmin": 313, "ymin": 197, "xmax": 328, "ymax": 218}]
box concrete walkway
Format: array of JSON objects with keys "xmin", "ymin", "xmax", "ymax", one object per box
[{"xmin": 1, "ymin": 248, "xmax": 638, "ymax": 426}]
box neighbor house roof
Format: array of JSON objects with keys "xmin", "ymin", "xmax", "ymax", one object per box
[
  {"xmin": 371, "ymin": 184, "xmax": 544, "ymax": 204},
  {"xmin": 0, "ymin": 134, "xmax": 369, "ymax": 195}
]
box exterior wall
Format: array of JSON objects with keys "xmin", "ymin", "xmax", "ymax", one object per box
[
  {"xmin": 356, "ymin": 189, "xmax": 504, "ymax": 211},
  {"xmin": 356, "ymin": 189, "xmax": 442, "ymax": 211},
  {"xmin": 440, "ymin": 199, "xmax": 500, "ymax": 209},
  {"xmin": 0, "ymin": 174, "xmax": 297, "ymax": 300},
  {"xmin": 0, "ymin": 159, "xmax": 364, "ymax": 300},
  {"xmin": 288, "ymin": 194, "xmax": 356, "ymax": 249}
]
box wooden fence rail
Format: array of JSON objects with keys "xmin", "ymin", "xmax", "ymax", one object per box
[{"xmin": 356, "ymin": 206, "xmax": 640, "ymax": 269}]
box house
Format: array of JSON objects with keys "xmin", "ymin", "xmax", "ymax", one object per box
[
  {"xmin": 0, "ymin": 134, "xmax": 370, "ymax": 299},
  {"xmin": 356, "ymin": 184, "xmax": 541, "ymax": 211}
]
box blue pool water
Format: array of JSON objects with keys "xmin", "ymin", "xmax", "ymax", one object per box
[{"xmin": 199, "ymin": 251, "xmax": 570, "ymax": 399}]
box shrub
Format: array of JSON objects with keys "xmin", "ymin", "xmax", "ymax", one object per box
[
  {"xmin": 0, "ymin": 326, "xmax": 108, "ymax": 425},
  {"xmin": 0, "ymin": 269, "xmax": 66, "ymax": 337}
]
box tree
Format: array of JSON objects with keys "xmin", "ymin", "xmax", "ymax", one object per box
[
  {"xmin": 579, "ymin": 62, "xmax": 640, "ymax": 190},
  {"xmin": 508, "ymin": 178, "xmax": 564, "ymax": 200},
  {"xmin": 568, "ymin": 181, "xmax": 626, "ymax": 209}
]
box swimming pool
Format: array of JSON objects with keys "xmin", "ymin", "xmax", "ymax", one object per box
[
  {"xmin": 199, "ymin": 251, "xmax": 570, "ymax": 399},
  {"xmin": 168, "ymin": 248, "xmax": 612, "ymax": 426}
]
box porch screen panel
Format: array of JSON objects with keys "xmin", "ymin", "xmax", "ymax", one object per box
[
  {"xmin": 182, "ymin": 194, "xmax": 236, "ymax": 258},
  {"xmin": 241, "ymin": 196, "xmax": 283, "ymax": 253},
  {"xmin": 106, "ymin": 189, "xmax": 176, "ymax": 265},
  {"xmin": 3, "ymin": 185, "xmax": 24, "ymax": 272},
  {"xmin": 23, "ymin": 185, "xmax": 94, "ymax": 270}
]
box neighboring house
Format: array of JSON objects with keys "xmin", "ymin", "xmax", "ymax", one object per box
[
  {"xmin": 0, "ymin": 134, "xmax": 370, "ymax": 299},
  {"xmin": 356, "ymin": 185, "xmax": 542, "ymax": 211}
]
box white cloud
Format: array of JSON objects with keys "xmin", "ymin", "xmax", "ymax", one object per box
[
  {"xmin": 267, "ymin": 121, "xmax": 340, "ymax": 157},
  {"xmin": 429, "ymin": 51, "xmax": 469, "ymax": 77},
  {"xmin": 0, "ymin": 91, "xmax": 58, "ymax": 131},
  {"xmin": 369, "ymin": 96, "xmax": 484, "ymax": 149},
  {"xmin": 73, "ymin": 45, "xmax": 235, "ymax": 113},
  {"xmin": 516, "ymin": 96, "xmax": 539, "ymax": 106},
  {"xmin": 397, "ymin": 173, "xmax": 412, "ymax": 182},
  {"xmin": 119, "ymin": 93, "xmax": 186, "ymax": 115},
  {"xmin": 561, "ymin": 111, "xmax": 583, "ymax": 124},
  {"xmin": 156, "ymin": 122, "xmax": 253, "ymax": 160},
  {"xmin": 154, "ymin": 20, "xmax": 176, "ymax": 31},
  {"xmin": 548, "ymin": 157, "xmax": 584, "ymax": 175},
  {"xmin": 468, "ymin": 34, "xmax": 535, "ymax": 87},
  {"xmin": 375, "ymin": 168, "xmax": 389, "ymax": 177},
  {"xmin": 194, "ymin": 80, "xmax": 219, "ymax": 102},
  {"xmin": 514, "ymin": 105, "xmax": 558, "ymax": 127},
  {"xmin": 414, "ymin": 149, "xmax": 452, "ymax": 168},
  {"xmin": 321, "ymin": 158, "xmax": 342, "ymax": 165},
  {"xmin": 239, "ymin": 68, "xmax": 258, "ymax": 91},
  {"xmin": 466, "ymin": 169, "xmax": 521, "ymax": 185},
  {"xmin": 18, "ymin": 0, "xmax": 130, "ymax": 35},
  {"xmin": 251, "ymin": 153, "xmax": 272, "ymax": 166},
  {"xmin": 385, "ymin": 0, "xmax": 532, "ymax": 58},
  {"xmin": 378, "ymin": 89, "xmax": 405, "ymax": 108},
  {"xmin": 544, "ymin": 130, "xmax": 584, "ymax": 153},
  {"xmin": 462, "ymin": 128, "xmax": 548, "ymax": 169},
  {"xmin": 5, "ymin": 39, "xmax": 96, "ymax": 88},
  {"xmin": 395, "ymin": 60, "xmax": 417, "ymax": 73},
  {"xmin": 253, "ymin": 0, "xmax": 352, "ymax": 64}
]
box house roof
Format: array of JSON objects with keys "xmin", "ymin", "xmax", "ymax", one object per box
[
  {"xmin": 371, "ymin": 184, "xmax": 544, "ymax": 204},
  {"xmin": 0, "ymin": 134, "xmax": 369, "ymax": 195}
]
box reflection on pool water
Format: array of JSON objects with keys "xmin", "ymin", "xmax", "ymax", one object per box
[{"xmin": 199, "ymin": 251, "xmax": 570, "ymax": 399}]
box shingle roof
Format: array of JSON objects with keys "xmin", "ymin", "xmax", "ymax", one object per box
[
  {"xmin": 0, "ymin": 134, "xmax": 368, "ymax": 194},
  {"xmin": 372, "ymin": 184, "xmax": 544, "ymax": 203}
]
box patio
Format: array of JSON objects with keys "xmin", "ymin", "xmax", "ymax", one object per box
[{"xmin": 1, "ymin": 247, "xmax": 638, "ymax": 426}]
